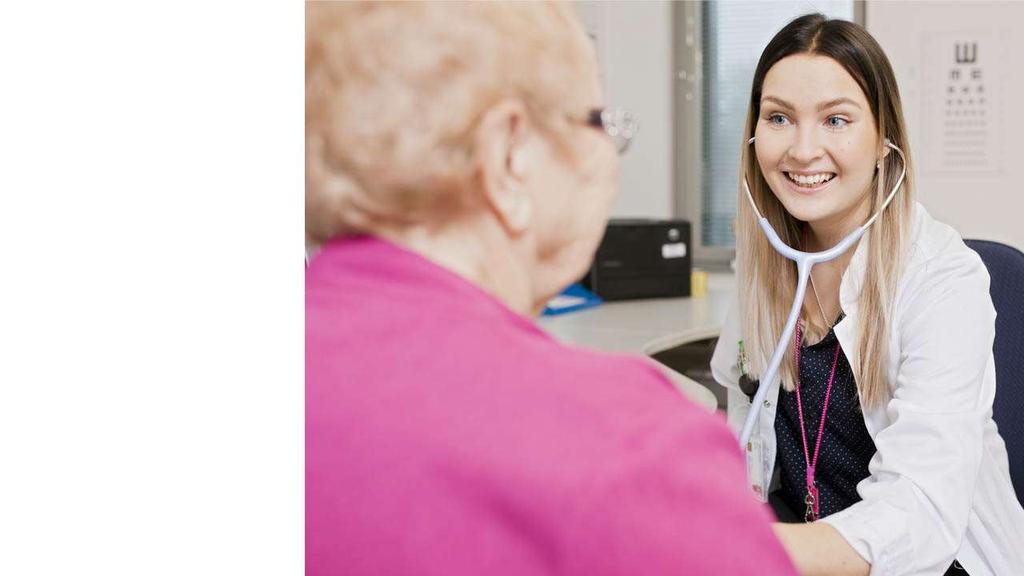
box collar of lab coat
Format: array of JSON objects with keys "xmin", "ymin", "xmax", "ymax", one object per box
[
  {"xmin": 834, "ymin": 226, "xmax": 869, "ymax": 380},
  {"xmin": 832, "ymin": 201, "xmax": 926, "ymax": 422}
]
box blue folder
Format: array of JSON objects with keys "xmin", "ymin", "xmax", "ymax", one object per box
[{"xmin": 541, "ymin": 283, "xmax": 603, "ymax": 316}]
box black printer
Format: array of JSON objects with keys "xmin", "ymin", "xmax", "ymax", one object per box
[{"xmin": 581, "ymin": 219, "xmax": 692, "ymax": 301}]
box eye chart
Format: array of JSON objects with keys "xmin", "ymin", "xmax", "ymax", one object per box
[{"xmin": 921, "ymin": 30, "xmax": 1003, "ymax": 175}]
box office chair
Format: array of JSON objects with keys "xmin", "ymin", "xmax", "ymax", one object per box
[{"xmin": 965, "ymin": 239, "xmax": 1024, "ymax": 504}]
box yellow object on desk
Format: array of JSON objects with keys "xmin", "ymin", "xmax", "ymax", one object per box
[{"xmin": 691, "ymin": 269, "xmax": 708, "ymax": 298}]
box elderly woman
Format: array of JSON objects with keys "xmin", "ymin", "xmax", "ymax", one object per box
[{"xmin": 305, "ymin": 2, "xmax": 795, "ymax": 574}]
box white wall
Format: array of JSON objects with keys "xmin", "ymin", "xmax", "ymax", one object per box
[
  {"xmin": 575, "ymin": 1, "xmax": 674, "ymax": 220},
  {"xmin": 867, "ymin": 1, "xmax": 1024, "ymax": 250}
]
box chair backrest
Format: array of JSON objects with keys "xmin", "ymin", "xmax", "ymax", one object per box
[{"xmin": 965, "ymin": 239, "xmax": 1024, "ymax": 503}]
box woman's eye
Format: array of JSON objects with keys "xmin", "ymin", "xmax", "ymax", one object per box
[
  {"xmin": 826, "ymin": 116, "xmax": 849, "ymax": 129},
  {"xmin": 767, "ymin": 114, "xmax": 788, "ymax": 126}
]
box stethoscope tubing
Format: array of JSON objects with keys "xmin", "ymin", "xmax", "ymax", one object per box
[{"xmin": 737, "ymin": 136, "xmax": 907, "ymax": 449}]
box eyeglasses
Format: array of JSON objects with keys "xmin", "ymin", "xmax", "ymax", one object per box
[{"xmin": 585, "ymin": 107, "xmax": 638, "ymax": 154}]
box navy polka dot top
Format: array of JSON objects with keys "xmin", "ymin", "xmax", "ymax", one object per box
[{"xmin": 773, "ymin": 315, "xmax": 877, "ymax": 520}]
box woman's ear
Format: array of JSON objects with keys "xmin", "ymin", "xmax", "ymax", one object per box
[
  {"xmin": 876, "ymin": 142, "xmax": 891, "ymax": 170},
  {"xmin": 475, "ymin": 99, "xmax": 533, "ymax": 235}
]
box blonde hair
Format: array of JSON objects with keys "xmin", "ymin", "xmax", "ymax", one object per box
[
  {"xmin": 736, "ymin": 14, "xmax": 915, "ymax": 409},
  {"xmin": 305, "ymin": 1, "xmax": 596, "ymax": 243}
]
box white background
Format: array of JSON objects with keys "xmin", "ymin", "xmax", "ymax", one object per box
[{"xmin": 0, "ymin": 3, "xmax": 302, "ymax": 574}]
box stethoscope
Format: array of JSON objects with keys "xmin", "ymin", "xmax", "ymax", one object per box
[{"xmin": 737, "ymin": 135, "xmax": 908, "ymax": 449}]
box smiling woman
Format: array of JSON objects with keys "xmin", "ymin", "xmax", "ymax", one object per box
[
  {"xmin": 711, "ymin": 12, "xmax": 1024, "ymax": 576},
  {"xmin": 737, "ymin": 16, "xmax": 911, "ymax": 408},
  {"xmin": 755, "ymin": 56, "xmax": 884, "ymax": 238}
]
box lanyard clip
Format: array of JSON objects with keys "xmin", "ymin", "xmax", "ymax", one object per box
[
  {"xmin": 804, "ymin": 491, "xmax": 818, "ymax": 522},
  {"xmin": 803, "ymin": 482, "xmax": 820, "ymax": 522}
]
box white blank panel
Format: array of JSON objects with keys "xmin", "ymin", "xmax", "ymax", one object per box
[{"xmin": 576, "ymin": 1, "xmax": 674, "ymax": 220}]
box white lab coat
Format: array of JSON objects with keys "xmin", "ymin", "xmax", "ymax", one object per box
[{"xmin": 711, "ymin": 202, "xmax": 1024, "ymax": 576}]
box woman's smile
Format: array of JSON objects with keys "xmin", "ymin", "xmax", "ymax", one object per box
[{"xmin": 782, "ymin": 170, "xmax": 837, "ymax": 195}]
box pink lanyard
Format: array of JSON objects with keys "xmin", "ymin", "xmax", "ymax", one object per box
[{"xmin": 793, "ymin": 321, "xmax": 841, "ymax": 522}]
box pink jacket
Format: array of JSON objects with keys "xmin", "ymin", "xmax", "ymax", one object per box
[{"xmin": 306, "ymin": 235, "xmax": 795, "ymax": 575}]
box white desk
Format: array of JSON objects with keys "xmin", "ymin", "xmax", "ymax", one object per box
[{"xmin": 537, "ymin": 273, "xmax": 736, "ymax": 411}]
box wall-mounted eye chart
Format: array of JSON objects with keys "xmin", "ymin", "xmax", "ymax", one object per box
[
  {"xmin": 921, "ymin": 30, "xmax": 1003, "ymax": 175},
  {"xmin": 868, "ymin": 2, "xmax": 1024, "ymax": 251}
]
